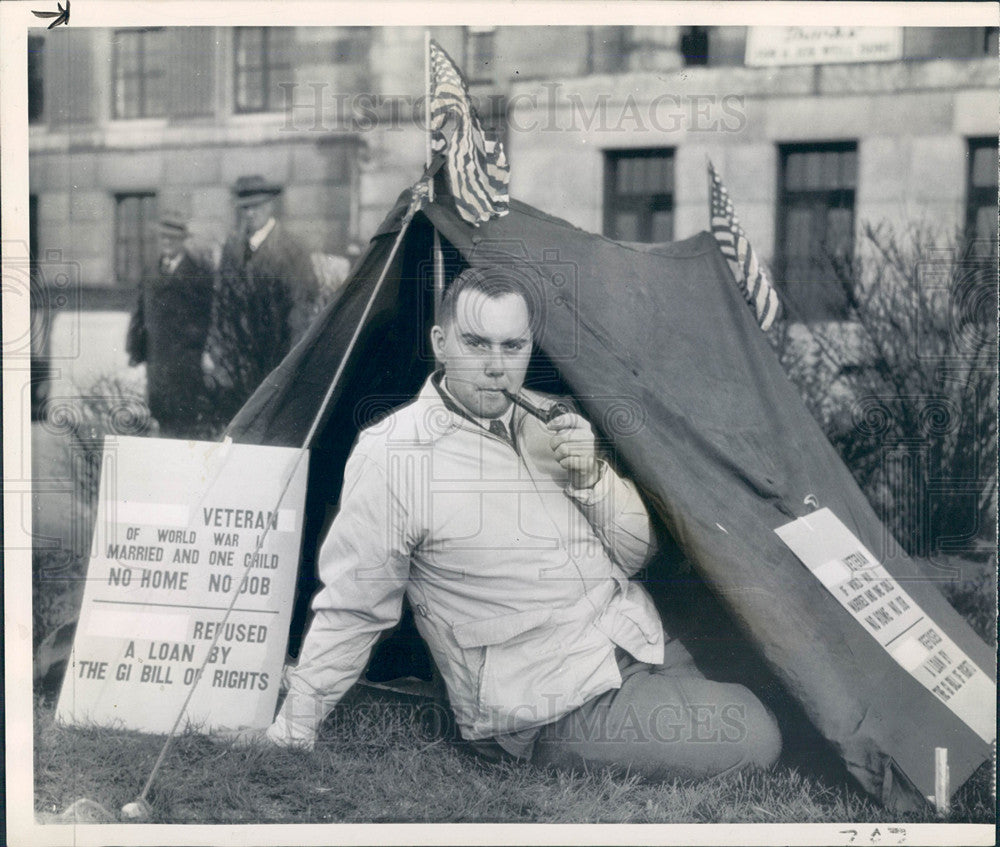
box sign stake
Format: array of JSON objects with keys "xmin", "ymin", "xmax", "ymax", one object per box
[{"xmin": 933, "ymin": 746, "xmax": 950, "ymax": 816}]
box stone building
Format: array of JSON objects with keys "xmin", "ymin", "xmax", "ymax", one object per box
[{"xmin": 27, "ymin": 24, "xmax": 998, "ymax": 388}]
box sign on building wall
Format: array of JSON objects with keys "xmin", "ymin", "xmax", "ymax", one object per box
[
  {"xmin": 746, "ymin": 27, "xmax": 904, "ymax": 66},
  {"xmin": 56, "ymin": 437, "xmax": 308, "ymax": 734}
]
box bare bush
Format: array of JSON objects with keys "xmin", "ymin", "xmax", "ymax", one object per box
[
  {"xmin": 203, "ymin": 239, "xmax": 320, "ymax": 432},
  {"xmin": 33, "ymin": 375, "xmax": 154, "ymax": 646},
  {"xmin": 45, "ymin": 374, "xmax": 155, "ymax": 507},
  {"xmin": 772, "ymin": 223, "xmax": 997, "ymax": 559}
]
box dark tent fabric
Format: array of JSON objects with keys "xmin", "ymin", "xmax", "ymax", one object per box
[{"xmin": 228, "ymin": 186, "xmax": 994, "ymax": 810}]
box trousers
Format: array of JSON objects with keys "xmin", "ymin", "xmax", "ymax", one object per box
[{"xmin": 469, "ymin": 635, "xmax": 782, "ymax": 781}]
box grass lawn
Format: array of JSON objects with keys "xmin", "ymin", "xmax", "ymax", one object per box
[
  {"xmin": 32, "ymin": 553, "xmax": 997, "ymax": 825},
  {"xmin": 34, "ymin": 684, "xmax": 996, "ymax": 825}
]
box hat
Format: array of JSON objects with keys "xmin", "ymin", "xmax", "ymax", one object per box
[
  {"xmin": 233, "ymin": 175, "xmax": 283, "ymax": 208},
  {"xmin": 157, "ymin": 211, "xmax": 189, "ymax": 238}
]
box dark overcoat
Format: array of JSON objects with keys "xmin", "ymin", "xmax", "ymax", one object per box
[
  {"xmin": 207, "ymin": 222, "xmax": 319, "ymax": 424},
  {"xmin": 126, "ymin": 251, "xmax": 214, "ymax": 436}
]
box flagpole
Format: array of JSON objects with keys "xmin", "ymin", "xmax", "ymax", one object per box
[
  {"xmin": 425, "ymin": 30, "xmax": 433, "ymax": 198},
  {"xmin": 426, "ymin": 30, "xmax": 445, "ymax": 315},
  {"xmin": 433, "ymin": 233, "xmax": 445, "ymax": 316}
]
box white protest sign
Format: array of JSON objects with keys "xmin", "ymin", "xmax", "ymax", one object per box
[
  {"xmin": 776, "ymin": 508, "xmax": 995, "ymax": 744},
  {"xmin": 55, "ymin": 436, "xmax": 308, "ymax": 734}
]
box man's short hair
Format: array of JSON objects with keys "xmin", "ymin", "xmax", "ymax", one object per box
[{"xmin": 438, "ymin": 267, "xmax": 537, "ymax": 330}]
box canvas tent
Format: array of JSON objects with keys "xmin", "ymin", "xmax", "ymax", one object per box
[{"xmin": 227, "ymin": 180, "xmax": 995, "ymax": 811}]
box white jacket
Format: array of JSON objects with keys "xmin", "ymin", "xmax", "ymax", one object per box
[{"xmin": 269, "ymin": 375, "xmax": 664, "ymax": 747}]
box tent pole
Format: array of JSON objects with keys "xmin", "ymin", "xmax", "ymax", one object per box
[
  {"xmin": 122, "ymin": 189, "xmax": 426, "ymax": 817},
  {"xmin": 425, "ymin": 30, "xmax": 445, "ymax": 317}
]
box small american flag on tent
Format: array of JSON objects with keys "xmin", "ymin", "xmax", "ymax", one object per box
[
  {"xmin": 428, "ymin": 39, "xmax": 510, "ymax": 226},
  {"xmin": 708, "ymin": 160, "xmax": 781, "ymax": 331}
]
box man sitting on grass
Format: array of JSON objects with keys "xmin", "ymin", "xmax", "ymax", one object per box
[{"xmin": 251, "ymin": 267, "xmax": 781, "ymax": 778}]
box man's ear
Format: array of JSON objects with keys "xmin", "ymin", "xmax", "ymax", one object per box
[{"xmin": 430, "ymin": 324, "xmax": 446, "ymax": 365}]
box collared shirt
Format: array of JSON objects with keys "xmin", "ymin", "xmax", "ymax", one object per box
[
  {"xmin": 436, "ymin": 373, "xmax": 515, "ymax": 440},
  {"xmin": 435, "ymin": 371, "xmax": 580, "ymax": 759},
  {"xmin": 269, "ymin": 374, "xmax": 663, "ymax": 750},
  {"xmin": 247, "ymin": 217, "xmax": 276, "ymax": 252}
]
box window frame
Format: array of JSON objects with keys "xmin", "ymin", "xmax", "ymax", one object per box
[
  {"xmin": 463, "ymin": 26, "xmax": 497, "ymax": 84},
  {"xmin": 603, "ymin": 148, "xmax": 675, "ymax": 244},
  {"xmin": 114, "ymin": 192, "xmax": 158, "ymax": 287},
  {"xmin": 680, "ymin": 26, "xmax": 709, "ymax": 66},
  {"xmin": 29, "ymin": 194, "xmax": 38, "ymax": 261},
  {"xmin": 28, "ymin": 34, "xmax": 44, "ymax": 123},
  {"xmin": 965, "ymin": 136, "xmax": 998, "ymax": 258},
  {"xmin": 331, "ymin": 31, "xmax": 367, "ymax": 65},
  {"xmin": 111, "ymin": 28, "xmax": 167, "ymax": 120},
  {"xmin": 233, "ymin": 27, "xmax": 294, "ymax": 114},
  {"xmin": 586, "ymin": 27, "xmax": 631, "ymax": 74},
  {"xmin": 775, "ymin": 141, "xmax": 859, "ymax": 322},
  {"xmin": 985, "ymin": 27, "xmax": 1000, "ymax": 55}
]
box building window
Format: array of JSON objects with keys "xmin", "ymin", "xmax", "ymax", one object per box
[
  {"xmin": 776, "ymin": 143, "xmax": 857, "ymax": 321},
  {"xmin": 984, "ymin": 27, "xmax": 999, "ymax": 55},
  {"xmin": 966, "ymin": 137, "xmax": 998, "ymax": 258},
  {"xmin": 604, "ymin": 149, "xmax": 674, "ymax": 243},
  {"xmin": 29, "ymin": 193, "xmax": 50, "ymax": 419},
  {"xmin": 331, "ymin": 35, "xmax": 364, "ymax": 64},
  {"xmin": 115, "ymin": 193, "xmax": 158, "ymax": 286},
  {"xmin": 112, "ymin": 29, "xmax": 167, "ymax": 119},
  {"xmin": 681, "ymin": 27, "xmax": 709, "ymax": 66},
  {"xmin": 904, "ymin": 27, "xmax": 1000, "ymax": 60},
  {"xmin": 587, "ymin": 27, "xmax": 630, "ymax": 74},
  {"xmin": 234, "ymin": 27, "xmax": 295, "ymax": 113},
  {"xmin": 28, "ymin": 34, "xmax": 44, "ymax": 123},
  {"xmin": 329, "ymin": 28, "xmax": 372, "ymax": 68},
  {"xmin": 464, "ymin": 27, "xmax": 496, "ymax": 83},
  {"xmin": 30, "ymin": 194, "xmax": 38, "ymax": 260}
]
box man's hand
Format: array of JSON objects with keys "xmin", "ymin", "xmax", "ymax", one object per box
[{"xmin": 547, "ymin": 412, "xmax": 602, "ymax": 490}]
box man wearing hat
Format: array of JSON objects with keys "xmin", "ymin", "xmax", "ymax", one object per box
[
  {"xmin": 204, "ymin": 175, "xmax": 320, "ymax": 426},
  {"xmin": 126, "ymin": 211, "xmax": 214, "ymax": 438}
]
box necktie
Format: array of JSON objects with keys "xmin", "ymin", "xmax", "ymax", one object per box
[{"xmin": 488, "ymin": 418, "xmax": 513, "ymax": 448}]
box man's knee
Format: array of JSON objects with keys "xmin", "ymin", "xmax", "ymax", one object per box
[{"xmin": 730, "ymin": 685, "xmax": 781, "ymax": 769}]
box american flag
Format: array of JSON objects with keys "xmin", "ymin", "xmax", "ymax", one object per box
[
  {"xmin": 708, "ymin": 160, "xmax": 781, "ymax": 331},
  {"xmin": 428, "ymin": 40, "xmax": 509, "ymax": 226}
]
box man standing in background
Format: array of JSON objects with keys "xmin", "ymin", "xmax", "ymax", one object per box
[
  {"xmin": 204, "ymin": 175, "xmax": 320, "ymax": 428},
  {"xmin": 126, "ymin": 211, "xmax": 214, "ymax": 439}
]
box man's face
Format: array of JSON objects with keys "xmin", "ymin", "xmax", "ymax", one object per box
[
  {"xmin": 431, "ymin": 289, "xmax": 533, "ymax": 419},
  {"xmin": 239, "ymin": 199, "xmax": 273, "ymax": 236},
  {"xmin": 159, "ymin": 233, "xmax": 185, "ymax": 261}
]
